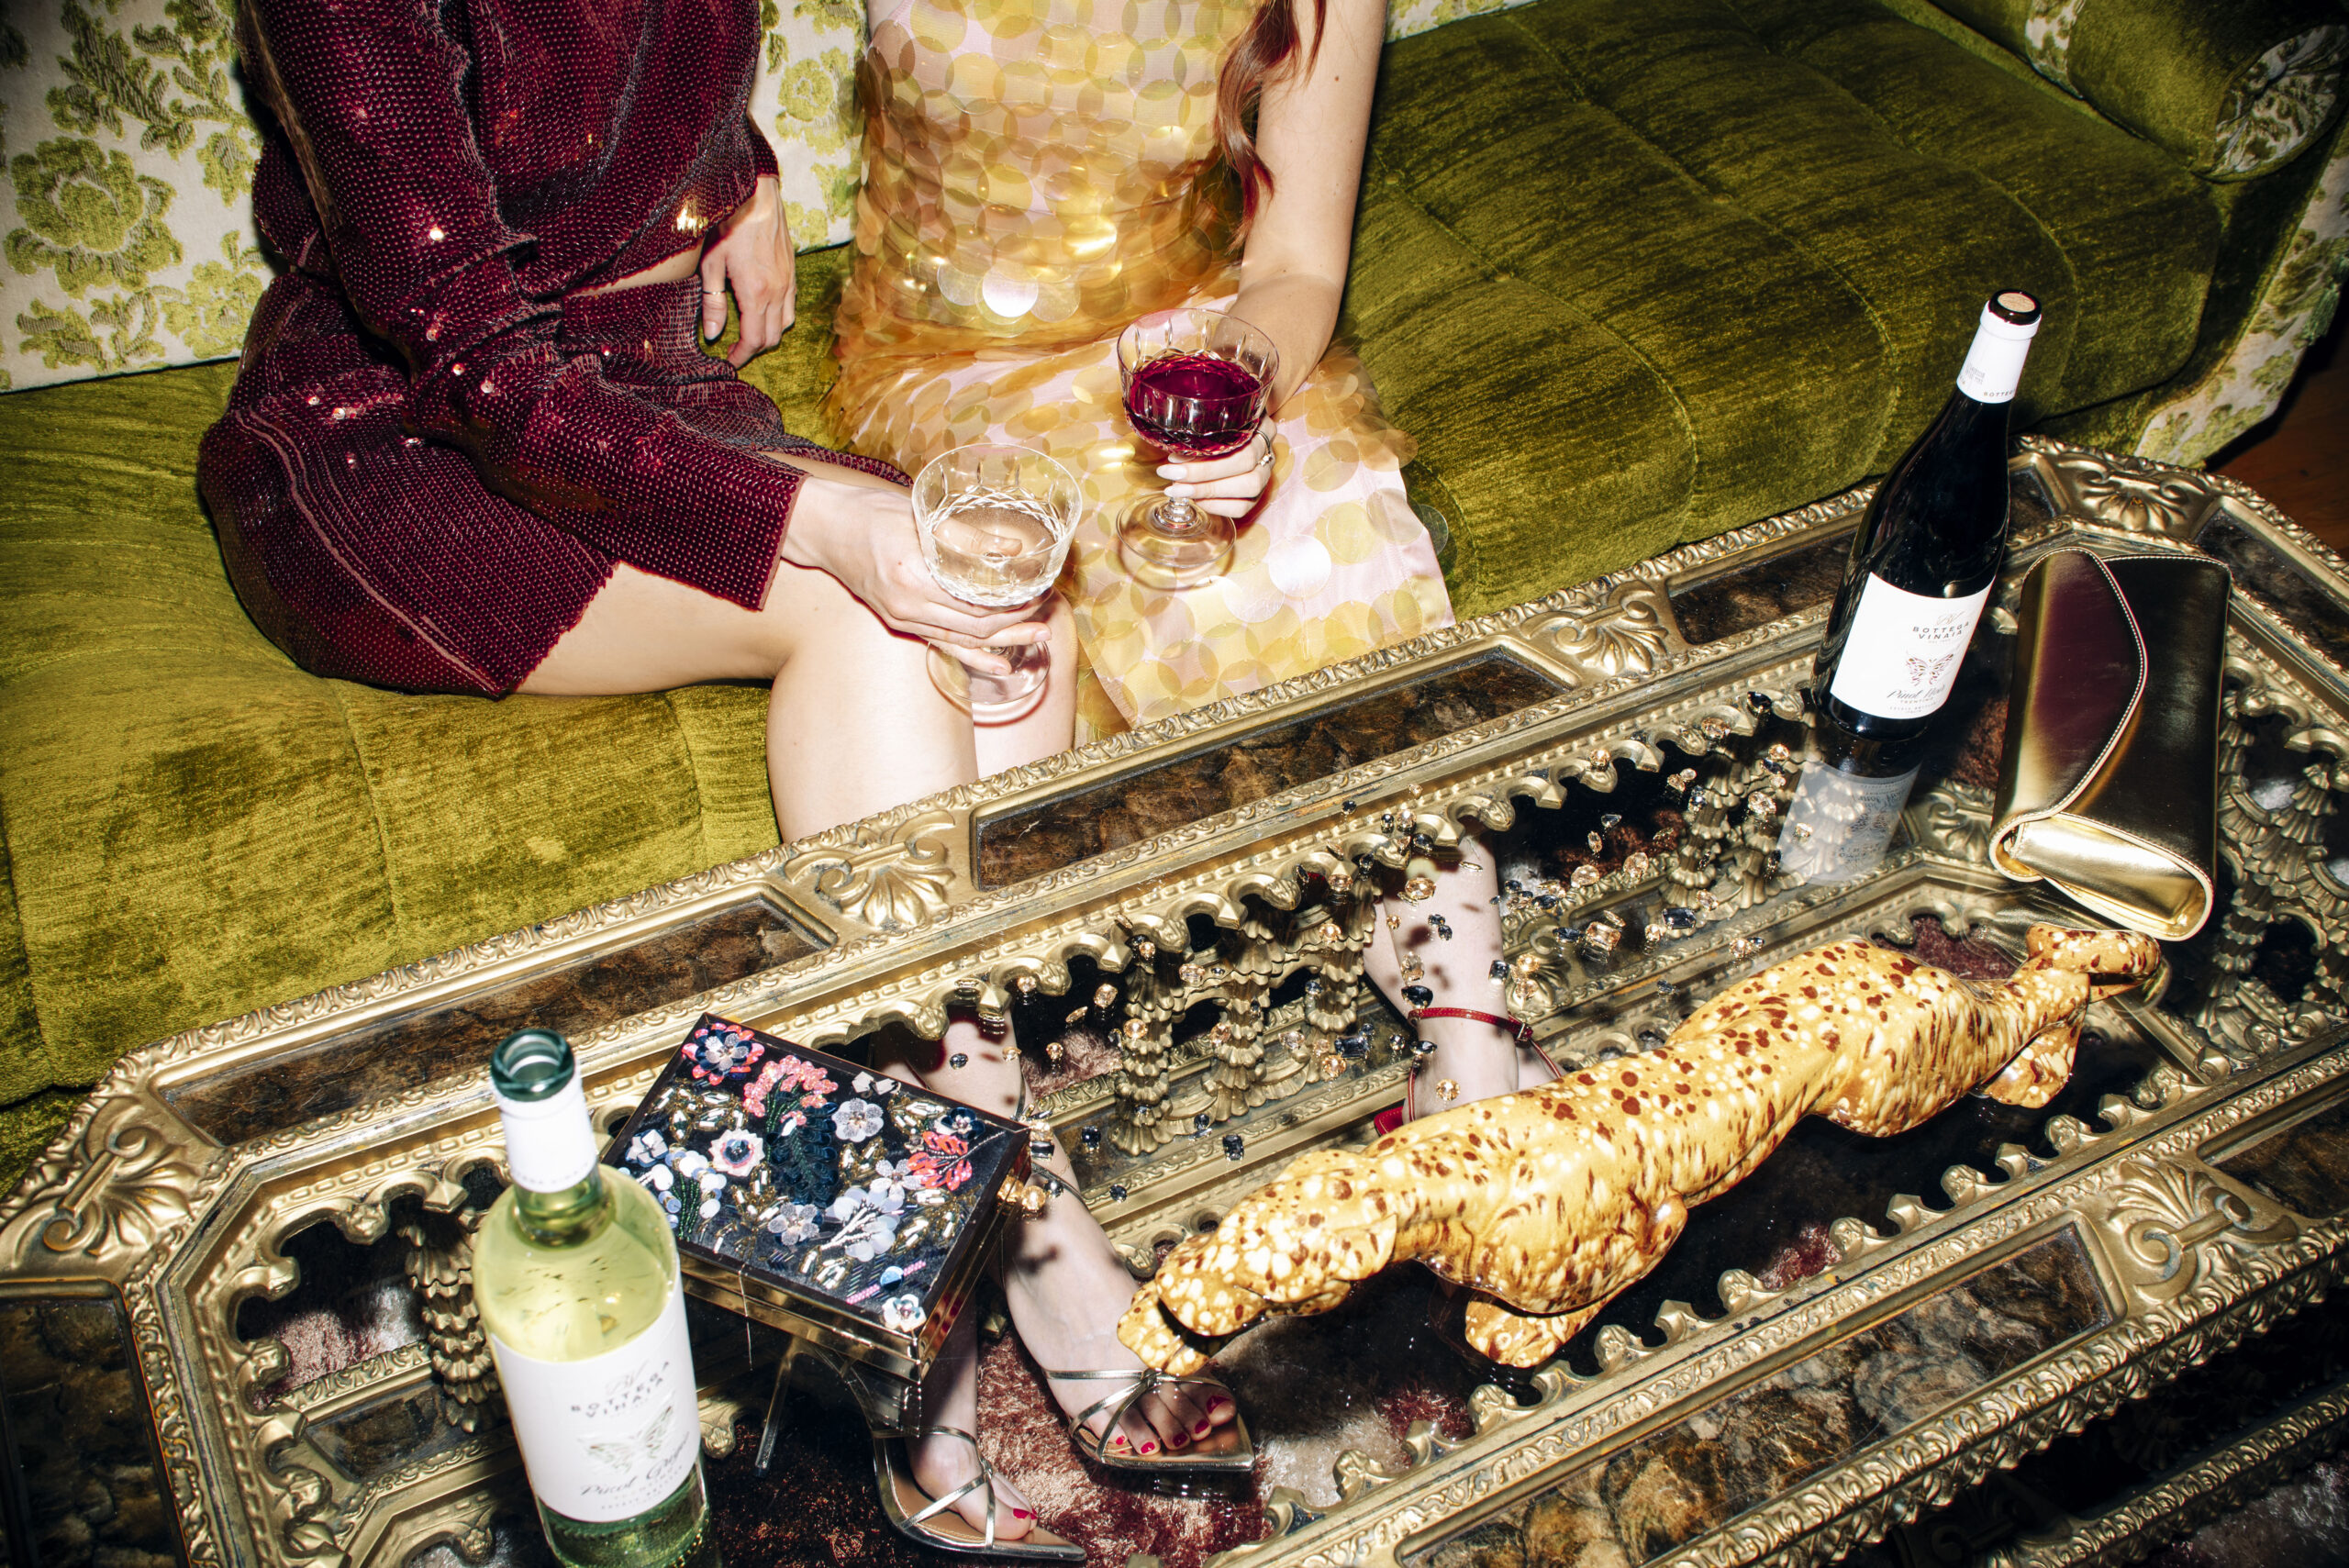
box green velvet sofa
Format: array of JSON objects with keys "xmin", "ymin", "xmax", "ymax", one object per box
[{"xmin": 3, "ymin": 0, "xmax": 2345, "ymax": 1184}]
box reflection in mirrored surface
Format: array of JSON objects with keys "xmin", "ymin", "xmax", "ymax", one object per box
[{"xmin": 1777, "ymin": 753, "xmax": 1920, "ymax": 884}]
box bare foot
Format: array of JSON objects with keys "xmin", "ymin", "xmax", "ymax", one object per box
[{"xmin": 904, "ymin": 1309, "xmax": 1038, "ymax": 1540}]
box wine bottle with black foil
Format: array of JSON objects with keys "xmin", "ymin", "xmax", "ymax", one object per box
[
  {"xmin": 475, "ymin": 1029, "xmax": 718, "ymax": 1568},
  {"xmin": 1811, "ymin": 290, "xmax": 2043, "ymax": 743}
]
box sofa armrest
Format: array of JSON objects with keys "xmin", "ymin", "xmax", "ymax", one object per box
[{"xmin": 1927, "ymin": 0, "xmax": 2348, "ymax": 179}]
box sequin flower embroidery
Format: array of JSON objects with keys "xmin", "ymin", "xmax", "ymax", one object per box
[
  {"xmin": 907, "ymin": 1126, "xmax": 974, "ymax": 1192},
  {"xmin": 684, "ymin": 1024, "xmax": 766, "ymax": 1085},
  {"xmin": 710, "ymin": 1129, "xmax": 765, "ymax": 1177},
  {"xmin": 832, "ymin": 1098, "xmax": 885, "ymax": 1142},
  {"xmin": 828, "ymin": 1183, "xmax": 904, "ymax": 1260}
]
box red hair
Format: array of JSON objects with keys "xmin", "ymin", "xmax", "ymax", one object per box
[{"xmin": 1213, "ymin": 0, "xmax": 1331, "ymax": 236}]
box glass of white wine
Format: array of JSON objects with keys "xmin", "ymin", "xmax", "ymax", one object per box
[{"xmin": 913, "ymin": 441, "xmax": 1082, "ymax": 723}]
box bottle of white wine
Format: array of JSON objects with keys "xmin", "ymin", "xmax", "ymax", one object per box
[
  {"xmin": 475, "ymin": 1029, "xmax": 718, "ymax": 1568},
  {"xmin": 1811, "ymin": 290, "xmax": 2043, "ymax": 743}
]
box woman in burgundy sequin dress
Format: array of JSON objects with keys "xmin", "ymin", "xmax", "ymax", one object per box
[
  {"xmin": 197, "ymin": 2, "xmax": 1221, "ymax": 1540},
  {"xmin": 200, "ymin": 0, "xmax": 1074, "ymax": 842}
]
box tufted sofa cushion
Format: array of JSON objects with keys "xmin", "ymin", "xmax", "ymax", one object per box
[
  {"xmin": 1344, "ymin": 0, "xmax": 2224, "ymax": 617},
  {"xmin": 1930, "ymin": 0, "xmax": 2349, "ymax": 179}
]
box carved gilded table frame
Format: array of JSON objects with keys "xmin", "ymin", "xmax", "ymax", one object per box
[{"xmin": 2, "ymin": 439, "xmax": 2344, "ymax": 1568}]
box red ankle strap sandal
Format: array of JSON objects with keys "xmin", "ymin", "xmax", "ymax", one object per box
[{"xmin": 1407, "ymin": 1006, "xmax": 1534, "ymax": 1046}]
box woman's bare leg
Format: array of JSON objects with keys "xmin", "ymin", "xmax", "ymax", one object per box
[
  {"xmin": 1359, "ymin": 831, "xmax": 1555, "ymax": 1113},
  {"xmin": 523, "ymin": 457, "xmax": 985, "ymax": 835},
  {"xmin": 529, "ymin": 473, "xmax": 1187, "ymax": 1533}
]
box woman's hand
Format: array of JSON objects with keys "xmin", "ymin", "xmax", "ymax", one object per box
[
  {"xmin": 779, "ymin": 470, "xmax": 1046, "ymax": 675},
  {"xmin": 1156, "ymin": 418, "xmax": 1277, "ymax": 519},
  {"xmin": 701, "ymin": 174, "xmax": 796, "ymax": 366}
]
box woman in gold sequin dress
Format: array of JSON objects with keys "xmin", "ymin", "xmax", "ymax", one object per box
[
  {"xmin": 823, "ymin": 0, "xmax": 1556, "ymax": 1551},
  {"xmin": 828, "ymin": 0, "xmax": 1454, "ymax": 742}
]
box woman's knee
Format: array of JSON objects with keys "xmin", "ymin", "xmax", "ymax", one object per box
[{"xmin": 755, "ymin": 553, "xmax": 923, "ymax": 674}]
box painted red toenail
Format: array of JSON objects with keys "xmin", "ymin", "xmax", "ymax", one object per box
[
  {"xmin": 1108, "ymin": 1434, "xmax": 1129, "ymax": 1449},
  {"xmin": 1168, "ymin": 1431, "xmax": 1189, "ymax": 1448},
  {"xmin": 1141, "ymin": 1441, "xmax": 1158, "ymax": 1454},
  {"xmin": 1194, "ymin": 1419, "xmax": 1213, "ymax": 1437},
  {"xmin": 1013, "ymin": 1509, "xmax": 1033, "ymax": 1519}
]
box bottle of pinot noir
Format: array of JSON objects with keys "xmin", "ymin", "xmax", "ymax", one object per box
[{"xmin": 1811, "ymin": 290, "xmax": 2043, "ymax": 747}]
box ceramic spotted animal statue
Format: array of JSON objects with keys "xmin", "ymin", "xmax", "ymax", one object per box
[{"xmin": 1120, "ymin": 925, "xmax": 2163, "ymax": 1370}]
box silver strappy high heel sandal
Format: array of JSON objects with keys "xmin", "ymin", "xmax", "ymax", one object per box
[
  {"xmin": 873, "ymin": 1425, "xmax": 1085, "ymax": 1562},
  {"xmin": 1022, "ymin": 1169, "xmax": 1255, "ymax": 1485}
]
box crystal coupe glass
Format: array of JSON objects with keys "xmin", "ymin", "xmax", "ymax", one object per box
[{"xmin": 913, "ymin": 441, "xmax": 1082, "ymax": 723}]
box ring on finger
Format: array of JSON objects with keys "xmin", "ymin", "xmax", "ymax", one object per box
[{"xmin": 1254, "ymin": 431, "xmax": 1275, "ymax": 472}]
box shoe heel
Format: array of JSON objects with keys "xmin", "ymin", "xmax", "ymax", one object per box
[{"xmin": 752, "ymin": 1334, "xmax": 809, "ymax": 1476}]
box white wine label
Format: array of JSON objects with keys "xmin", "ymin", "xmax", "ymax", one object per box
[
  {"xmin": 495, "ymin": 1073, "xmax": 598, "ymax": 1193},
  {"xmin": 1827, "ymin": 575, "xmax": 1991, "ymax": 721},
  {"xmin": 489, "ymin": 1291, "xmax": 700, "ymax": 1523}
]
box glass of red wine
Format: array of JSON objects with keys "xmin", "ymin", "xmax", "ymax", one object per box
[{"xmin": 1115, "ymin": 308, "xmax": 1279, "ymax": 590}]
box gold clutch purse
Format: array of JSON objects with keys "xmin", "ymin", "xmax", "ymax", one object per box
[{"xmin": 1989, "ymin": 550, "xmax": 2231, "ymax": 940}]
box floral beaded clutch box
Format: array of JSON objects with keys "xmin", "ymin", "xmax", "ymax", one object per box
[{"xmin": 604, "ymin": 1015, "xmax": 1030, "ymax": 1389}]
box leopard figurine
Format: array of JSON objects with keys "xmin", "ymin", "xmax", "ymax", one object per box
[{"xmin": 1120, "ymin": 924, "xmax": 2163, "ymax": 1371}]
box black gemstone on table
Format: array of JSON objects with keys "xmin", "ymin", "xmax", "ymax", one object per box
[
  {"xmin": 1109, "ymin": 1184, "xmax": 1128, "ymax": 1202},
  {"xmin": 1403, "ymin": 984, "xmax": 1434, "ymax": 1006},
  {"xmin": 1223, "ymin": 1133, "xmax": 1245, "ymax": 1159},
  {"xmin": 1337, "ymin": 1033, "xmax": 1370, "ymax": 1059},
  {"xmin": 1194, "ymin": 1111, "xmax": 1213, "ymax": 1132},
  {"xmin": 1080, "ymin": 1124, "xmax": 1102, "ymax": 1148},
  {"xmin": 1664, "ymin": 906, "xmax": 1698, "ymax": 931},
  {"xmin": 1536, "ymin": 894, "xmax": 1560, "ymax": 910},
  {"xmin": 1748, "ymin": 690, "xmax": 1775, "ymax": 714},
  {"xmin": 1489, "ymin": 960, "xmax": 1509, "ymax": 979}
]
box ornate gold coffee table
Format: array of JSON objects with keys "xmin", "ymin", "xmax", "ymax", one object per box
[{"xmin": 2, "ymin": 439, "xmax": 2343, "ymax": 1568}]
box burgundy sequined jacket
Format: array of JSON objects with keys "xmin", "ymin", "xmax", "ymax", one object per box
[{"xmin": 199, "ymin": 0, "xmax": 885, "ymax": 695}]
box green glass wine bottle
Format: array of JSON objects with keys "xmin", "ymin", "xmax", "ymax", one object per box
[{"xmin": 475, "ymin": 1029, "xmax": 719, "ymax": 1568}]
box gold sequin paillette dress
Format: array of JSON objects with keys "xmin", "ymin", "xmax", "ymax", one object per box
[{"xmin": 827, "ymin": 0, "xmax": 1453, "ymax": 736}]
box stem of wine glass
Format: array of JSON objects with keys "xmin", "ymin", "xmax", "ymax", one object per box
[{"xmin": 1158, "ymin": 489, "xmax": 1202, "ymax": 533}]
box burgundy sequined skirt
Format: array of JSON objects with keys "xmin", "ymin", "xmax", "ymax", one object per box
[{"xmin": 200, "ymin": 275, "xmax": 843, "ymax": 696}]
